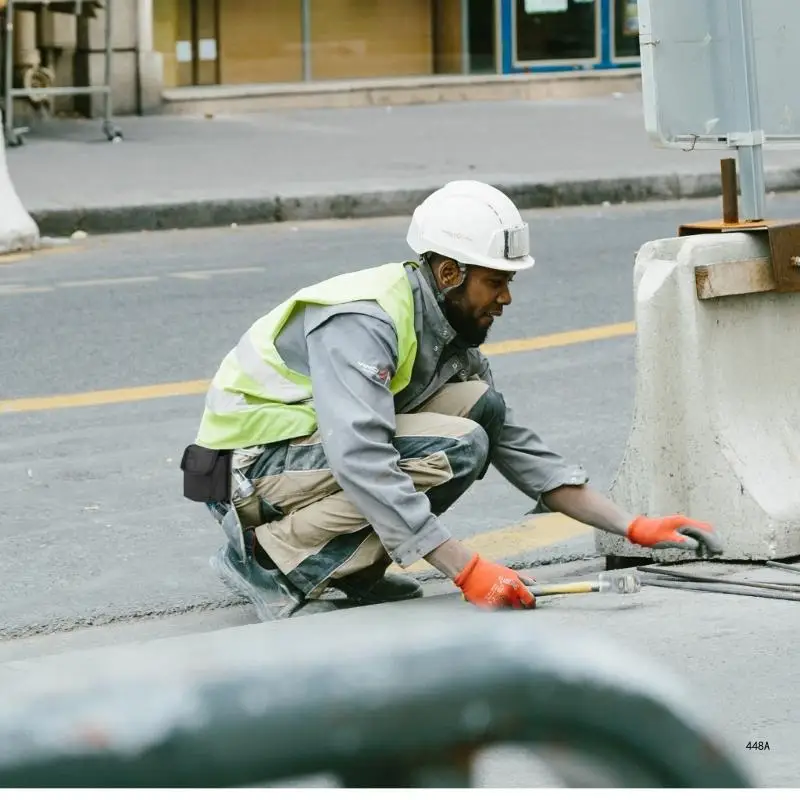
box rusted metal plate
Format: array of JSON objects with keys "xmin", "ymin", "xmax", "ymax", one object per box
[
  {"xmin": 678, "ymin": 220, "xmax": 772, "ymax": 236},
  {"xmin": 679, "ymin": 219, "xmax": 800, "ymax": 294},
  {"xmin": 765, "ymin": 222, "xmax": 800, "ymax": 293}
]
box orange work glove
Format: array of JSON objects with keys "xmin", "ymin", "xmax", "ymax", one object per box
[
  {"xmin": 454, "ymin": 554, "xmax": 536, "ymax": 609},
  {"xmin": 626, "ymin": 515, "xmax": 723, "ymax": 558}
]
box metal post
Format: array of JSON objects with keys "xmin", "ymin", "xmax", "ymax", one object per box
[
  {"xmin": 3, "ymin": 0, "xmax": 14, "ymax": 144},
  {"xmin": 460, "ymin": 0, "xmax": 470, "ymax": 75},
  {"xmin": 726, "ymin": 0, "xmax": 766, "ymax": 221},
  {"xmin": 301, "ymin": 0, "xmax": 311, "ymax": 82},
  {"xmin": 103, "ymin": 0, "xmax": 112, "ymax": 124},
  {"xmin": 720, "ymin": 158, "xmax": 739, "ymax": 224}
]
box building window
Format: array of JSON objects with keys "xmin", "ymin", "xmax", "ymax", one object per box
[
  {"xmin": 514, "ymin": 0, "xmax": 599, "ymax": 65},
  {"xmin": 613, "ymin": 0, "xmax": 640, "ymax": 60}
]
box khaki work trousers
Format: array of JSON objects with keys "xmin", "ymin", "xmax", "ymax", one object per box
[{"xmin": 233, "ymin": 380, "xmax": 504, "ymax": 599}]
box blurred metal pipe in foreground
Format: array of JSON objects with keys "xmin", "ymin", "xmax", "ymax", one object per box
[{"xmin": 0, "ymin": 605, "xmax": 750, "ymax": 788}]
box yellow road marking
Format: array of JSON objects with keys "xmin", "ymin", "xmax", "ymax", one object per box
[
  {"xmin": 0, "ymin": 243, "xmax": 84, "ymax": 268},
  {"xmin": 0, "ymin": 320, "xmax": 635, "ymax": 415},
  {"xmin": 391, "ymin": 514, "xmax": 591, "ymax": 574},
  {"xmin": 0, "ymin": 253, "xmax": 32, "ymax": 266},
  {"xmin": 0, "ymin": 380, "xmax": 211, "ymax": 414},
  {"xmin": 482, "ymin": 321, "xmax": 636, "ymax": 355}
]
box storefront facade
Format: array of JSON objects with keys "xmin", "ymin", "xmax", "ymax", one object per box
[
  {"xmin": 505, "ymin": 0, "xmax": 641, "ymax": 74},
  {"xmin": 152, "ymin": 0, "xmax": 640, "ymax": 91}
]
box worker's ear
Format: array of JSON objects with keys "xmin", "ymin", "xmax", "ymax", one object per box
[{"xmin": 437, "ymin": 259, "xmax": 463, "ymax": 291}]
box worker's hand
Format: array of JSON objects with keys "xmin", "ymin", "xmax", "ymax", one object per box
[
  {"xmin": 626, "ymin": 515, "xmax": 723, "ymax": 558},
  {"xmin": 454, "ymin": 554, "xmax": 536, "ymax": 609}
]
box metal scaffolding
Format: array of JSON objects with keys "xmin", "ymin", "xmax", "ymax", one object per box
[{"xmin": 0, "ymin": 0, "xmax": 122, "ymax": 146}]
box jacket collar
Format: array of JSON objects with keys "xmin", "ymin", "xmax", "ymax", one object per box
[{"xmin": 406, "ymin": 260, "xmax": 459, "ymax": 346}]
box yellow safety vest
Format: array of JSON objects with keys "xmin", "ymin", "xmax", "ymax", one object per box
[{"xmin": 195, "ymin": 262, "xmax": 418, "ymax": 450}]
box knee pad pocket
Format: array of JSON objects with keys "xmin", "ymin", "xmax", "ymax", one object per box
[{"xmin": 468, "ymin": 387, "xmax": 507, "ymax": 449}]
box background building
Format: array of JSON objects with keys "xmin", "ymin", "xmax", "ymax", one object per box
[
  {"xmin": 152, "ymin": 0, "xmax": 640, "ymax": 89},
  {"xmin": 1, "ymin": 0, "xmax": 640, "ymax": 120}
]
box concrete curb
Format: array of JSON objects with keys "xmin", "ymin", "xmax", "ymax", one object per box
[
  {"xmin": 0, "ymin": 551, "xmax": 600, "ymax": 641},
  {"xmin": 29, "ymin": 166, "xmax": 800, "ymax": 237}
]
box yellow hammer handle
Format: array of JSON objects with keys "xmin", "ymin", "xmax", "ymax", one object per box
[{"xmin": 530, "ymin": 581, "xmax": 597, "ymax": 597}]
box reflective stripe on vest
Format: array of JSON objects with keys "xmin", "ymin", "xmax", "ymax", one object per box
[
  {"xmin": 195, "ymin": 262, "xmax": 418, "ymax": 450},
  {"xmin": 232, "ymin": 331, "xmax": 311, "ymax": 405}
]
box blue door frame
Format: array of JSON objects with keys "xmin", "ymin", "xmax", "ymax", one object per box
[{"xmin": 499, "ymin": 0, "xmax": 641, "ymax": 74}]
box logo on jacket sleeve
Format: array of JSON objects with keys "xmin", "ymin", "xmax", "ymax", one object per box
[{"xmin": 357, "ymin": 361, "xmax": 392, "ymax": 385}]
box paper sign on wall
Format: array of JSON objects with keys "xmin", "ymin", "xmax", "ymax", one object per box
[
  {"xmin": 524, "ymin": 0, "xmax": 569, "ymax": 13},
  {"xmin": 199, "ymin": 39, "xmax": 217, "ymax": 61},
  {"xmin": 176, "ymin": 41, "xmax": 192, "ymax": 63}
]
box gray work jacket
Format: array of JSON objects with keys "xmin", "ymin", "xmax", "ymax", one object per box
[{"xmin": 235, "ymin": 261, "xmax": 588, "ymax": 568}]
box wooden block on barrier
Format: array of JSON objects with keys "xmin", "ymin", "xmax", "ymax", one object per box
[{"xmin": 695, "ymin": 256, "xmax": 776, "ymax": 300}]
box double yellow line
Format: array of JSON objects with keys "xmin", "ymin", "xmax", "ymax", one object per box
[{"xmin": 0, "ymin": 320, "xmax": 634, "ymax": 415}]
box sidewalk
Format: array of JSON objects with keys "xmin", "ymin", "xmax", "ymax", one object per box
[{"xmin": 7, "ymin": 92, "xmax": 800, "ymax": 237}]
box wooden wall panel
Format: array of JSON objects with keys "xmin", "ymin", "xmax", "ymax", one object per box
[
  {"xmin": 310, "ymin": 0, "xmax": 433, "ymax": 80},
  {"xmin": 433, "ymin": 0, "xmax": 463, "ymax": 74},
  {"xmin": 153, "ymin": 0, "xmax": 181, "ymax": 87},
  {"xmin": 220, "ymin": 0, "xmax": 303, "ymax": 85}
]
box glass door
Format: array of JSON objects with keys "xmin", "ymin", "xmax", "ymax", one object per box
[
  {"xmin": 467, "ymin": 0, "xmax": 498, "ymax": 74},
  {"xmin": 164, "ymin": 0, "xmax": 219, "ymax": 87},
  {"xmin": 191, "ymin": 0, "xmax": 220, "ymax": 85},
  {"xmin": 434, "ymin": 0, "xmax": 498, "ymax": 75},
  {"xmin": 612, "ymin": 0, "xmax": 640, "ymax": 62}
]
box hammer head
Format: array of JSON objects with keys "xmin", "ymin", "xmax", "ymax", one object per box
[{"xmin": 598, "ymin": 571, "xmax": 642, "ymax": 594}]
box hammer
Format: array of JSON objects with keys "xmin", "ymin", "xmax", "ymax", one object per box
[{"xmin": 525, "ymin": 571, "xmax": 642, "ymax": 598}]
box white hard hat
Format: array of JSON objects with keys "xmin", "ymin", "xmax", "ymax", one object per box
[{"xmin": 406, "ymin": 180, "xmax": 535, "ymax": 272}]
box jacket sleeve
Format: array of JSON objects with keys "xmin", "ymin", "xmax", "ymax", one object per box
[
  {"xmin": 473, "ymin": 351, "xmax": 589, "ymax": 513},
  {"xmin": 305, "ymin": 311, "xmax": 452, "ymax": 568}
]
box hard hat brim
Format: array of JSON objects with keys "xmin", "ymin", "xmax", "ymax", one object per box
[{"xmin": 466, "ymin": 253, "xmax": 536, "ymax": 273}]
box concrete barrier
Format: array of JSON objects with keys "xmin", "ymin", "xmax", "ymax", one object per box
[
  {"xmin": 596, "ymin": 231, "xmax": 800, "ymax": 563},
  {"xmin": 0, "ymin": 125, "xmax": 39, "ymax": 254}
]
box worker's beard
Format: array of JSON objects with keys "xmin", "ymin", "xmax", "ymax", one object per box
[{"xmin": 443, "ymin": 293, "xmax": 491, "ymax": 347}]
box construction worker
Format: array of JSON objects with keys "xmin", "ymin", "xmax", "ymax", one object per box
[{"xmin": 182, "ymin": 180, "xmax": 721, "ymax": 621}]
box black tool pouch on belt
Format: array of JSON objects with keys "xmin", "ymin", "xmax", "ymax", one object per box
[{"xmin": 180, "ymin": 444, "xmax": 232, "ymax": 503}]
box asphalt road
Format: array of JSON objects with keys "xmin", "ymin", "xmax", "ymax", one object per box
[
  {"xmin": 2, "ymin": 193, "xmax": 800, "ymax": 641},
  {"xmin": 2, "ymin": 195, "xmax": 800, "ymax": 789}
]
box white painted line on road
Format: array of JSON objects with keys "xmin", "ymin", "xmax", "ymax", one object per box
[
  {"xmin": 0, "ymin": 284, "xmax": 54, "ymax": 295},
  {"xmin": 170, "ymin": 267, "xmax": 266, "ymax": 280},
  {"xmin": 0, "ymin": 266, "xmax": 269, "ymax": 294},
  {"xmin": 58, "ymin": 277, "xmax": 160, "ymax": 288}
]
